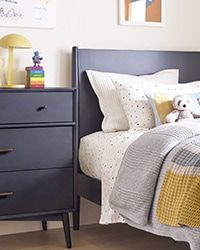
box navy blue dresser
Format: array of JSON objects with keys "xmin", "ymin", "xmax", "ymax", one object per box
[{"xmin": 0, "ymin": 88, "xmax": 77, "ymax": 248}]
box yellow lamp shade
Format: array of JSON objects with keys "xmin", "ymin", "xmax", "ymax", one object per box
[
  {"xmin": 0, "ymin": 34, "xmax": 32, "ymax": 87},
  {"xmin": 0, "ymin": 34, "xmax": 32, "ymax": 49}
]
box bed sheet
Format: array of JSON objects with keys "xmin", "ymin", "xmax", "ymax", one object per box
[{"xmin": 79, "ymin": 128, "xmax": 148, "ymax": 224}]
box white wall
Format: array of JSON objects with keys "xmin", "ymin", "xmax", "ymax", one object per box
[
  {"xmin": 1, "ymin": 0, "xmax": 200, "ymax": 87},
  {"xmin": 0, "ymin": 0, "xmax": 200, "ymax": 235}
]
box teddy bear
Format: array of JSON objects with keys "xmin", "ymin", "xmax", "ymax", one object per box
[{"xmin": 165, "ymin": 95, "xmax": 200, "ymax": 123}]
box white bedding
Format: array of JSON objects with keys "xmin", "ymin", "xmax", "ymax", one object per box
[{"xmin": 79, "ymin": 128, "xmax": 148, "ymax": 224}]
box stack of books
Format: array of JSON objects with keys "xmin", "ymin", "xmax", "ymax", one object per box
[{"xmin": 25, "ymin": 66, "xmax": 45, "ymax": 88}]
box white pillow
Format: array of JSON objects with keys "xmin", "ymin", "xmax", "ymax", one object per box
[
  {"xmin": 86, "ymin": 69, "xmax": 179, "ymax": 132},
  {"xmin": 113, "ymin": 80, "xmax": 200, "ymax": 129},
  {"xmin": 139, "ymin": 69, "xmax": 179, "ymax": 85}
]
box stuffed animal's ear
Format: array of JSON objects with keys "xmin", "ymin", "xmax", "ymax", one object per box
[
  {"xmin": 173, "ymin": 95, "xmax": 182, "ymax": 109},
  {"xmin": 177, "ymin": 100, "xmax": 181, "ymax": 106}
]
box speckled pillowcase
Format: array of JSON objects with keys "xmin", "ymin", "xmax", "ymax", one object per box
[
  {"xmin": 113, "ymin": 80, "xmax": 157, "ymax": 129},
  {"xmin": 87, "ymin": 70, "xmax": 179, "ymax": 132},
  {"xmin": 114, "ymin": 80, "xmax": 200, "ymax": 129}
]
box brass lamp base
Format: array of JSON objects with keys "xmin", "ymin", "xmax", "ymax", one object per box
[{"xmin": 1, "ymin": 84, "xmax": 25, "ymax": 89}]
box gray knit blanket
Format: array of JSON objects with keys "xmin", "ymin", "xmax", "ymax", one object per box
[
  {"xmin": 110, "ymin": 120, "xmax": 200, "ymax": 250},
  {"xmin": 156, "ymin": 134, "xmax": 200, "ymax": 228}
]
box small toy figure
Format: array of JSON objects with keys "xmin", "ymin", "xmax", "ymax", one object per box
[
  {"xmin": 32, "ymin": 51, "xmax": 43, "ymax": 67},
  {"xmin": 165, "ymin": 95, "xmax": 200, "ymax": 123}
]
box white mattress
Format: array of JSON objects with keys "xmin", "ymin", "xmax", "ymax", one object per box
[{"xmin": 79, "ymin": 128, "xmax": 148, "ymax": 224}]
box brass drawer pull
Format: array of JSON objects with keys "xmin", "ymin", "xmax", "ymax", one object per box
[
  {"xmin": 0, "ymin": 192, "xmax": 13, "ymax": 199},
  {"xmin": 0, "ymin": 148, "xmax": 14, "ymax": 154},
  {"xmin": 37, "ymin": 105, "xmax": 48, "ymax": 111}
]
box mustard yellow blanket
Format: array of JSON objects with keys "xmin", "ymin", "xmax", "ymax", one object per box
[{"xmin": 157, "ymin": 136, "xmax": 200, "ymax": 228}]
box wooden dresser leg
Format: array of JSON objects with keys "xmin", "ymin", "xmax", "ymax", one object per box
[
  {"xmin": 73, "ymin": 195, "xmax": 80, "ymax": 231},
  {"xmin": 42, "ymin": 221, "xmax": 47, "ymax": 231},
  {"xmin": 62, "ymin": 213, "xmax": 72, "ymax": 249}
]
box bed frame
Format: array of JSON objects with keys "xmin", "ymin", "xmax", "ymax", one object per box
[{"xmin": 72, "ymin": 46, "xmax": 200, "ymax": 230}]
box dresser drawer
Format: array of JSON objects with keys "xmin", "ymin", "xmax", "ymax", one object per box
[
  {"xmin": 0, "ymin": 168, "xmax": 74, "ymax": 217},
  {"xmin": 0, "ymin": 126, "xmax": 73, "ymax": 172},
  {"xmin": 0, "ymin": 92, "xmax": 73, "ymax": 124}
]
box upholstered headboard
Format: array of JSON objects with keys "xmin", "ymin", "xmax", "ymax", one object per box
[{"xmin": 72, "ymin": 47, "xmax": 200, "ymax": 139}]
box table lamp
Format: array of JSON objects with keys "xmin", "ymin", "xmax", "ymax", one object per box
[{"xmin": 0, "ymin": 34, "xmax": 32, "ymax": 88}]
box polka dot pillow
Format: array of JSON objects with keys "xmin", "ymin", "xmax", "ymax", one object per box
[
  {"xmin": 113, "ymin": 80, "xmax": 200, "ymax": 129},
  {"xmin": 87, "ymin": 69, "xmax": 179, "ymax": 132}
]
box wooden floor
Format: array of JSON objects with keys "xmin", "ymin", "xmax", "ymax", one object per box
[{"xmin": 0, "ymin": 224, "xmax": 190, "ymax": 250}]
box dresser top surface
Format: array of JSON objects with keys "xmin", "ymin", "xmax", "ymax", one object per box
[{"xmin": 0, "ymin": 87, "xmax": 76, "ymax": 93}]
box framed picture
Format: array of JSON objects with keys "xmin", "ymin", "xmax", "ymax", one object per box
[
  {"xmin": 119, "ymin": 0, "xmax": 164, "ymax": 27},
  {"xmin": 0, "ymin": 0, "xmax": 56, "ymax": 29}
]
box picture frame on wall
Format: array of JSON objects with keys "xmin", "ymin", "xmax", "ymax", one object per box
[
  {"xmin": 0, "ymin": 0, "xmax": 56, "ymax": 29},
  {"xmin": 119, "ymin": 0, "xmax": 164, "ymax": 27}
]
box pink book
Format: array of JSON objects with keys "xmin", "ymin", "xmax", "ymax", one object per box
[{"xmin": 25, "ymin": 66, "xmax": 43, "ymax": 71}]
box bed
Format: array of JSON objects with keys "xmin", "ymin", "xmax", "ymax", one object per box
[{"xmin": 72, "ymin": 47, "xmax": 200, "ymax": 249}]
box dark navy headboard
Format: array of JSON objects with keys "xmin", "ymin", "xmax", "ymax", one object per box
[{"xmin": 72, "ymin": 47, "xmax": 200, "ymax": 139}]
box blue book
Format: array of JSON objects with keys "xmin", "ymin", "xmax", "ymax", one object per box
[{"xmin": 29, "ymin": 70, "xmax": 44, "ymax": 75}]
